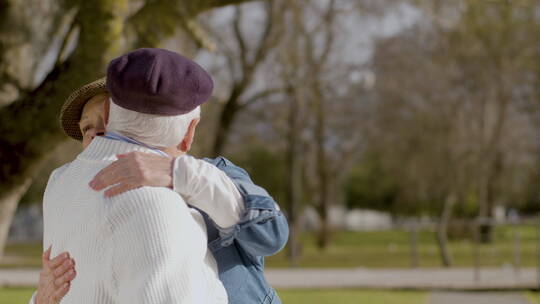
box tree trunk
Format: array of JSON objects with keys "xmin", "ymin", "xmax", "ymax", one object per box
[
  {"xmin": 314, "ymin": 91, "xmax": 330, "ymax": 250},
  {"xmin": 212, "ymin": 91, "xmax": 241, "ymax": 156},
  {"xmin": 479, "ymin": 150, "xmax": 503, "ymax": 243},
  {"xmin": 436, "ymin": 194, "xmax": 456, "ymax": 267},
  {"xmin": 0, "ymin": 0, "xmax": 256, "ymax": 256},
  {"xmin": 0, "ymin": 0, "xmax": 131, "ymax": 255},
  {"xmin": 477, "ymin": 65, "xmax": 510, "ymax": 244},
  {"xmin": 285, "ymin": 87, "xmax": 302, "ymax": 266},
  {"xmin": 0, "ymin": 178, "xmax": 32, "ymax": 258},
  {"xmin": 477, "ymin": 169, "xmax": 494, "ymax": 243}
]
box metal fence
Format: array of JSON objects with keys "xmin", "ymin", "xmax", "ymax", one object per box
[{"xmin": 403, "ymin": 217, "xmax": 540, "ymax": 287}]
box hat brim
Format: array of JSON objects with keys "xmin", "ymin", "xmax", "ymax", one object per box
[{"xmin": 60, "ymin": 77, "xmax": 108, "ymax": 141}]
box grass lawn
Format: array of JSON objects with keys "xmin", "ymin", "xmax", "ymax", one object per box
[
  {"xmin": 0, "ymin": 243, "xmax": 42, "ymax": 268},
  {"xmin": 0, "ymin": 288, "xmax": 34, "ymax": 304},
  {"xmin": 2, "ymin": 225, "xmax": 539, "ymax": 269},
  {"xmin": 279, "ymin": 289, "xmax": 427, "ymax": 304},
  {"xmin": 525, "ymin": 292, "xmax": 540, "ymax": 303},
  {"xmin": 0, "ymin": 288, "xmax": 427, "ymax": 304},
  {"xmin": 265, "ymin": 225, "xmax": 540, "ymax": 268}
]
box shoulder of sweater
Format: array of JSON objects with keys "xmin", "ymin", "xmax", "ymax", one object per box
[
  {"xmin": 47, "ymin": 162, "xmax": 72, "ymax": 183},
  {"xmin": 105, "ymin": 188, "xmax": 202, "ymax": 245},
  {"xmin": 106, "ymin": 187, "xmax": 191, "ymax": 223}
]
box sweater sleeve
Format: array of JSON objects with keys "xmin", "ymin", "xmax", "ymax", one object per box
[
  {"xmin": 108, "ymin": 189, "xmax": 209, "ymax": 303},
  {"xmin": 33, "ymin": 163, "xmax": 71, "ymax": 304},
  {"xmin": 172, "ymin": 155, "xmax": 244, "ymax": 228},
  {"xmin": 42, "ymin": 163, "xmax": 70, "ymax": 251}
]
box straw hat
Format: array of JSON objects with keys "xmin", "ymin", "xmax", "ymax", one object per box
[{"xmin": 59, "ymin": 77, "xmax": 108, "ymax": 141}]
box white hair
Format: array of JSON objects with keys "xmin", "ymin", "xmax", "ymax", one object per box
[{"xmin": 107, "ymin": 99, "xmax": 201, "ymax": 148}]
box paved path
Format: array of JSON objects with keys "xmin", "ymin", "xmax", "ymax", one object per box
[
  {"xmin": 428, "ymin": 292, "xmax": 530, "ymax": 304},
  {"xmin": 0, "ymin": 269, "xmax": 38, "ymax": 287},
  {"xmin": 265, "ymin": 267, "xmax": 538, "ymax": 290},
  {"xmin": 1, "ymin": 267, "xmax": 539, "ymax": 290},
  {"xmin": 2, "ymin": 268, "xmax": 538, "ymax": 303}
]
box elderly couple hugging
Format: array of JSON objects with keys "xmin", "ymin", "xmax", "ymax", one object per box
[{"xmin": 29, "ymin": 48, "xmax": 288, "ymax": 304}]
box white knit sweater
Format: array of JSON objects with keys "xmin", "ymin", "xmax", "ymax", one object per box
[{"xmin": 38, "ymin": 137, "xmax": 228, "ymax": 304}]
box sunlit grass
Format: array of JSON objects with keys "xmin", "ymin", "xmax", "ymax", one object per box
[
  {"xmin": 525, "ymin": 291, "xmax": 540, "ymax": 304},
  {"xmin": 266, "ymin": 225, "xmax": 540, "ymax": 268},
  {"xmin": 0, "ymin": 288, "xmax": 427, "ymax": 304},
  {"xmin": 279, "ymin": 289, "xmax": 427, "ymax": 304},
  {"xmin": 2, "ymin": 225, "xmax": 539, "ymax": 269},
  {"xmin": 0, "ymin": 288, "xmax": 34, "ymax": 304}
]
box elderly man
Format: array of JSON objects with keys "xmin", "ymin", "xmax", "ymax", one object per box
[
  {"xmin": 38, "ymin": 49, "xmax": 229, "ymax": 303},
  {"xmin": 34, "ymin": 48, "xmax": 288, "ymax": 304}
]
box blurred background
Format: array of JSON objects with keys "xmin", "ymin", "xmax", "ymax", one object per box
[{"xmin": 1, "ymin": 0, "xmax": 540, "ymax": 303}]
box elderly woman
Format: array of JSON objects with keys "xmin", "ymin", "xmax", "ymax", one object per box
[{"xmin": 34, "ymin": 74, "xmax": 288, "ymax": 303}]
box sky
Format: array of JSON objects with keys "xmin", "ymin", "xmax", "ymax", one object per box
[
  {"xmin": 33, "ymin": 1, "xmax": 424, "ymax": 94},
  {"xmin": 194, "ymin": 1, "xmax": 423, "ymax": 97}
]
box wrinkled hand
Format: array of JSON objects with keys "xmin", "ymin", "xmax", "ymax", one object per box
[
  {"xmin": 89, "ymin": 151, "xmax": 174, "ymax": 197},
  {"xmin": 36, "ymin": 246, "xmax": 76, "ymax": 304}
]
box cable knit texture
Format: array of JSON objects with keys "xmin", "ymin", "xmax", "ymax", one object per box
[{"xmin": 41, "ymin": 136, "xmax": 228, "ymax": 304}]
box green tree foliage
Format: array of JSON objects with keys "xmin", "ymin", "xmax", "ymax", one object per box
[
  {"xmin": 344, "ymin": 154, "xmax": 397, "ymax": 213},
  {"xmin": 344, "ymin": 153, "xmax": 435, "ymax": 216},
  {"xmin": 0, "ymin": 0, "xmax": 253, "ymax": 257},
  {"xmin": 231, "ymin": 146, "xmax": 287, "ymax": 208}
]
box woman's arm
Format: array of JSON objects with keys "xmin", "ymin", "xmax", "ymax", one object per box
[
  {"xmin": 89, "ymin": 152, "xmax": 244, "ymax": 228},
  {"xmin": 171, "ymin": 155, "xmax": 244, "ymax": 228},
  {"xmin": 32, "ymin": 246, "xmax": 76, "ymax": 304},
  {"xmin": 204, "ymin": 157, "xmax": 289, "ymax": 259},
  {"xmin": 89, "ymin": 152, "xmax": 288, "ymax": 259}
]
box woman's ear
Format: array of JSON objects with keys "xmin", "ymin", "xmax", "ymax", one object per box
[
  {"xmin": 179, "ymin": 118, "xmax": 200, "ymax": 152},
  {"xmin": 103, "ymin": 97, "xmax": 110, "ymax": 126}
]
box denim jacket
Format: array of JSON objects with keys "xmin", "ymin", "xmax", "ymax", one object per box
[{"xmin": 202, "ymin": 157, "xmax": 289, "ymax": 304}]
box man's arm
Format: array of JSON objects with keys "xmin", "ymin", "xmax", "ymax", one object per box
[
  {"xmin": 90, "ymin": 152, "xmax": 288, "ymax": 258},
  {"xmin": 108, "ymin": 189, "xmax": 208, "ymax": 303},
  {"xmin": 89, "ymin": 152, "xmax": 244, "ymax": 228},
  {"xmin": 172, "ymin": 155, "xmax": 244, "ymax": 228}
]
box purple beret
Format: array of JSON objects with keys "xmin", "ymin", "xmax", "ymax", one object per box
[{"xmin": 106, "ymin": 48, "xmax": 213, "ymax": 116}]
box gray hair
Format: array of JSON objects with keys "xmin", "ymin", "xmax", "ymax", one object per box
[{"xmin": 107, "ymin": 99, "xmax": 201, "ymax": 148}]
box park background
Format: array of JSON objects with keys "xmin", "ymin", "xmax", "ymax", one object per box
[{"xmin": 2, "ymin": 0, "xmax": 540, "ymax": 303}]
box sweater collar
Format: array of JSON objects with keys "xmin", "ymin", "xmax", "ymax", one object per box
[{"xmin": 78, "ymin": 136, "xmax": 163, "ymax": 161}]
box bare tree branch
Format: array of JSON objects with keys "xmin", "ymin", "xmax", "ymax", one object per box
[
  {"xmin": 211, "ymin": 0, "xmax": 286, "ymax": 155},
  {"xmin": 127, "ymin": 0, "xmax": 255, "ymax": 48},
  {"xmin": 239, "ymin": 87, "xmax": 284, "ymax": 108},
  {"xmin": 251, "ymin": 0, "xmax": 285, "ymax": 69},
  {"xmin": 233, "ymin": 6, "xmax": 248, "ymax": 68}
]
